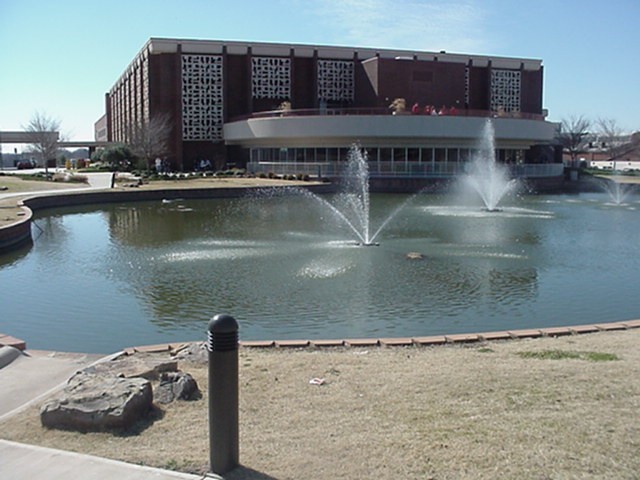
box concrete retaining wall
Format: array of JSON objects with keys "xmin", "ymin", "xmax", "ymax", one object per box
[{"xmin": 0, "ymin": 208, "xmax": 33, "ymax": 253}]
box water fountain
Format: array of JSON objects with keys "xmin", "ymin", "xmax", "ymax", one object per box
[
  {"xmin": 289, "ymin": 146, "xmax": 414, "ymax": 246},
  {"xmin": 3, "ymin": 178, "xmax": 640, "ymax": 353},
  {"xmin": 461, "ymin": 120, "xmax": 519, "ymax": 212},
  {"xmin": 322, "ymin": 146, "xmax": 375, "ymax": 246},
  {"xmin": 600, "ymin": 179, "xmax": 636, "ymax": 205},
  {"xmin": 3, "ymin": 124, "xmax": 640, "ymax": 354}
]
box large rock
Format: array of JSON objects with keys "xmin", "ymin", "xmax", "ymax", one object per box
[
  {"xmin": 40, "ymin": 372, "xmax": 152, "ymax": 432},
  {"xmin": 154, "ymin": 371, "xmax": 200, "ymax": 404},
  {"xmin": 173, "ymin": 342, "xmax": 208, "ymax": 364},
  {"xmin": 82, "ymin": 356, "xmax": 178, "ymax": 380}
]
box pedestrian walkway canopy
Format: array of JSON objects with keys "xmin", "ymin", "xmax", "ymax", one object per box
[
  {"xmin": 0, "ymin": 131, "xmax": 59, "ymax": 143},
  {"xmin": 0, "ymin": 131, "xmax": 113, "ymax": 151}
]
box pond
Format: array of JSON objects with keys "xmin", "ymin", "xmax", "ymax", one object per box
[{"xmin": 1, "ymin": 191, "xmax": 638, "ymax": 353}]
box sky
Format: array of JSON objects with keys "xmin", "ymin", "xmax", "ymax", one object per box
[{"xmin": 1, "ymin": 0, "xmax": 638, "ymax": 149}]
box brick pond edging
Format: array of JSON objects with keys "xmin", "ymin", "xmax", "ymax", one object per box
[
  {"xmin": 119, "ymin": 319, "xmax": 640, "ymax": 355},
  {"xmin": 2, "ymin": 319, "xmax": 639, "ymax": 357}
]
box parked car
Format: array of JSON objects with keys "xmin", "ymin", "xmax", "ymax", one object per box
[{"xmin": 16, "ymin": 160, "xmax": 36, "ymax": 169}]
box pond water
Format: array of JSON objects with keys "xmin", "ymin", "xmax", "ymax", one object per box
[{"xmin": 1, "ymin": 191, "xmax": 638, "ymax": 353}]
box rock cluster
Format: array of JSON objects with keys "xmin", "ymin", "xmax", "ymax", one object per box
[
  {"xmin": 154, "ymin": 371, "xmax": 200, "ymax": 404},
  {"xmin": 40, "ymin": 353, "xmax": 200, "ymax": 432}
]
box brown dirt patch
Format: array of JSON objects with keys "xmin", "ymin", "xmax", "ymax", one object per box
[{"xmin": 1, "ymin": 329, "xmax": 639, "ymax": 479}]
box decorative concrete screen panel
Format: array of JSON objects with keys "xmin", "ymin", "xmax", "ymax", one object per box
[
  {"xmin": 317, "ymin": 59, "xmax": 354, "ymax": 102},
  {"xmin": 252, "ymin": 57, "xmax": 291, "ymax": 99},
  {"xmin": 182, "ymin": 54, "xmax": 224, "ymax": 141},
  {"xmin": 464, "ymin": 67, "xmax": 470, "ymax": 106},
  {"xmin": 490, "ymin": 69, "xmax": 521, "ymax": 113}
]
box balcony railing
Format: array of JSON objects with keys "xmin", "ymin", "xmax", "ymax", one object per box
[
  {"xmin": 247, "ymin": 161, "xmax": 564, "ymax": 179},
  {"xmin": 231, "ymin": 107, "xmax": 546, "ymax": 122}
]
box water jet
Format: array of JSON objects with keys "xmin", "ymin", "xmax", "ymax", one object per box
[
  {"xmin": 600, "ymin": 179, "xmax": 636, "ymax": 205},
  {"xmin": 461, "ymin": 120, "xmax": 519, "ymax": 212}
]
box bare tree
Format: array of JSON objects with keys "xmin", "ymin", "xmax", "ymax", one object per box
[
  {"xmin": 23, "ymin": 111, "xmax": 61, "ymax": 175},
  {"xmin": 631, "ymin": 131, "xmax": 640, "ymax": 154},
  {"xmin": 597, "ymin": 118, "xmax": 631, "ymax": 163},
  {"xmin": 126, "ymin": 114, "xmax": 173, "ymax": 171},
  {"xmin": 557, "ymin": 115, "xmax": 591, "ymax": 165}
]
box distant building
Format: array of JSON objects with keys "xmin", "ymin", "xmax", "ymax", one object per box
[
  {"xmin": 94, "ymin": 114, "xmax": 108, "ymax": 143},
  {"xmin": 565, "ymin": 132, "xmax": 640, "ymax": 170},
  {"xmin": 104, "ymin": 38, "xmax": 562, "ymax": 190}
]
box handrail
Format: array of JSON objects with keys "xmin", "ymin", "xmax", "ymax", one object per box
[
  {"xmin": 230, "ymin": 107, "xmax": 546, "ymax": 122},
  {"xmin": 247, "ymin": 161, "xmax": 564, "ymax": 179}
]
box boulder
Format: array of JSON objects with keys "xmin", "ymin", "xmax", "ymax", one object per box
[
  {"xmin": 40, "ymin": 372, "xmax": 152, "ymax": 431},
  {"xmin": 83, "ymin": 356, "xmax": 178, "ymax": 380},
  {"xmin": 173, "ymin": 342, "xmax": 208, "ymax": 364},
  {"xmin": 154, "ymin": 371, "xmax": 200, "ymax": 404}
]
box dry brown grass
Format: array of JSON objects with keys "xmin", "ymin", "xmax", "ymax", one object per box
[
  {"xmin": 0, "ymin": 174, "xmax": 88, "ymax": 227},
  {"xmin": 119, "ymin": 176, "xmax": 317, "ymax": 191},
  {"xmin": 0, "ymin": 173, "xmax": 87, "ymax": 194},
  {"xmin": 1, "ymin": 329, "xmax": 639, "ymax": 479},
  {"xmin": 0, "ymin": 175, "xmax": 320, "ymax": 228}
]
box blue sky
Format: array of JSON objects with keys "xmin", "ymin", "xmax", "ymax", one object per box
[{"xmin": 1, "ymin": 0, "xmax": 638, "ymax": 146}]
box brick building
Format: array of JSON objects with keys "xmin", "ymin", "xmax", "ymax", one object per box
[{"xmin": 103, "ymin": 38, "xmax": 562, "ymax": 189}]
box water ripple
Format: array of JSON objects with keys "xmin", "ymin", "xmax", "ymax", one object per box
[{"xmin": 297, "ymin": 260, "xmax": 355, "ymax": 279}]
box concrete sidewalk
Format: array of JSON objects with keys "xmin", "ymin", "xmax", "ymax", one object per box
[
  {"xmin": 0, "ymin": 349, "xmax": 105, "ymax": 420},
  {"xmin": 0, "ymin": 170, "xmax": 115, "ymax": 201},
  {"xmin": 0, "ymin": 350, "xmax": 214, "ymax": 480},
  {"xmin": 0, "ymin": 440, "xmax": 205, "ymax": 480}
]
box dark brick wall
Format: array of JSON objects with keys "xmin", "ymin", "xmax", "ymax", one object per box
[
  {"xmin": 468, "ymin": 66, "xmax": 489, "ymax": 110},
  {"xmin": 225, "ymin": 54, "xmax": 250, "ymax": 119},
  {"xmin": 364, "ymin": 58, "xmax": 467, "ymax": 110},
  {"xmin": 357, "ymin": 60, "xmax": 379, "ymax": 107},
  {"xmin": 293, "ymin": 57, "xmax": 316, "ymax": 109},
  {"xmin": 521, "ymin": 68, "xmax": 543, "ymax": 114},
  {"xmin": 149, "ymin": 52, "xmax": 182, "ymax": 168}
]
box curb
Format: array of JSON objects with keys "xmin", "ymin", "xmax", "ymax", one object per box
[
  {"xmin": 0, "ymin": 350, "xmax": 125, "ymax": 423},
  {"xmin": 122, "ymin": 319, "xmax": 640, "ymax": 354}
]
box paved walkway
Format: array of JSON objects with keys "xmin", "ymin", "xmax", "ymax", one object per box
[
  {"xmin": 0, "ymin": 440, "xmax": 207, "ymax": 480},
  {"xmin": 0, "ymin": 349, "xmax": 212, "ymax": 480},
  {"xmin": 0, "ymin": 349, "xmax": 105, "ymax": 420},
  {"xmin": 0, "ymin": 169, "xmax": 114, "ymax": 201}
]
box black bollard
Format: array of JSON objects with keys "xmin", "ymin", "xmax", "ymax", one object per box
[{"xmin": 208, "ymin": 314, "xmax": 239, "ymax": 475}]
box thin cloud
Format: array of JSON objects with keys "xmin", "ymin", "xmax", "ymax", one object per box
[{"xmin": 313, "ymin": 0, "xmax": 491, "ymax": 53}]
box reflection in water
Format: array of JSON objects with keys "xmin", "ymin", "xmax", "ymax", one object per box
[
  {"xmin": 100, "ymin": 195, "xmax": 548, "ymax": 341},
  {"xmin": 108, "ymin": 201, "xmax": 231, "ymax": 246},
  {"xmin": 1, "ymin": 192, "xmax": 639, "ymax": 353},
  {"xmin": 105, "ymin": 195, "xmax": 546, "ymax": 336}
]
